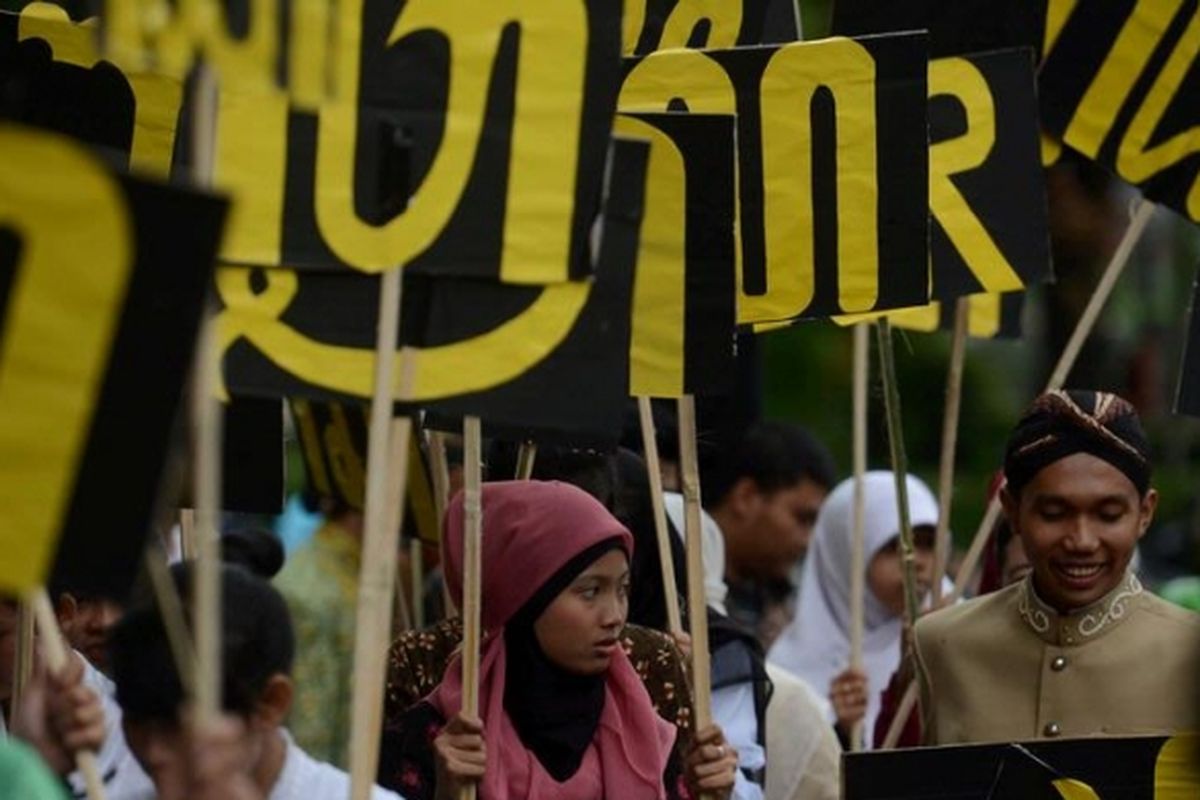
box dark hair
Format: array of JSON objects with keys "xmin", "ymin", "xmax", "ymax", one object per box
[
  {"xmin": 109, "ymin": 563, "xmax": 295, "ymax": 721},
  {"xmin": 221, "ymin": 528, "xmax": 286, "ymax": 579},
  {"xmin": 485, "ymin": 440, "xmax": 617, "ymax": 509},
  {"xmin": 702, "ymin": 421, "xmax": 836, "ymax": 509}
]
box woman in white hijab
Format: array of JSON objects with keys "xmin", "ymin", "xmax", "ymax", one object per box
[{"xmin": 767, "ymin": 471, "xmax": 939, "ymax": 747}]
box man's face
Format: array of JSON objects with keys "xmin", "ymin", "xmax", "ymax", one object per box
[
  {"xmin": 734, "ymin": 478, "xmax": 828, "ymax": 582},
  {"xmin": 1003, "ymin": 452, "xmax": 1156, "ymax": 613},
  {"xmin": 60, "ymin": 596, "xmax": 123, "ymax": 673}
]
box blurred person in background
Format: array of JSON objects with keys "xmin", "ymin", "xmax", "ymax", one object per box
[{"xmin": 702, "ymin": 422, "xmax": 836, "ymax": 648}]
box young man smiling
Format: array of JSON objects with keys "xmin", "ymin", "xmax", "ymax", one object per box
[{"xmin": 914, "ymin": 390, "xmax": 1200, "ymax": 745}]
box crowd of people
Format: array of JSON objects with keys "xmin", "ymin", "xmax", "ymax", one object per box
[{"xmin": 1, "ymin": 388, "xmax": 1197, "ymax": 799}]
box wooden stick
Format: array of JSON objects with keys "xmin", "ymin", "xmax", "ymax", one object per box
[
  {"xmin": 143, "ymin": 549, "xmax": 197, "ymax": 699},
  {"xmin": 31, "ymin": 590, "xmax": 107, "ymax": 800},
  {"xmin": 410, "ymin": 538, "xmax": 425, "ymax": 629},
  {"xmin": 426, "ymin": 429, "xmax": 457, "ymax": 619},
  {"xmin": 191, "ymin": 313, "xmax": 223, "ymax": 727},
  {"xmin": 515, "ymin": 441, "xmax": 538, "ymax": 480},
  {"xmin": 637, "ymin": 396, "xmax": 683, "ymax": 636},
  {"xmin": 875, "ymin": 321, "xmax": 921, "ymax": 630},
  {"xmin": 848, "ymin": 323, "xmax": 869, "ymax": 751},
  {"xmin": 932, "ymin": 298, "xmax": 970, "ymax": 604},
  {"xmin": 948, "ymin": 198, "xmax": 1154, "ymax": 602},
  {"xmin": 348, "ymin": 268, "xmax": 407, "ymax": 800},
  {"xmin": 1046, "ymin": 198, "xmax": 1154, "ymax": 391},
  {"xmin": 459, "ymin": 416, "xmax": 484, "ymax": 800},
  {"xmin": 190, "ymin": 59, "xmax": 223, "ymax": 731},
  {"xmin": 426, "ymin": 430, "xmax": 451, "ymax": 519},
  {"xmin": 880, "ymin": 681, "xmax": 920, "ymax": 750},
  {"xmin": 676, "ymin": 397, "xmax": 713, "ymax": 734},
  {"xmin": 178, "ymin": 508, "xmax": 196, "ymax": 561},
  {"xmin": 385, "ymin": 416, "xmax": 415, "ymax": 631},
  {"xmin": 13, "ymin": 600, "xmax": 34, "ymax": 709}
]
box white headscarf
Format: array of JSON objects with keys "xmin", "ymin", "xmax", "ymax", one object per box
[
  {"xmin": 663, "ymin": 492, "xmax": 728, "ymax": 615},
  {"xmin": 767, "ymin": 471, "xmax": 941, "ymax": 744}
]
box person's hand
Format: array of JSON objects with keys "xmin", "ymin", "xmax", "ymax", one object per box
[
  {"xmin": 433, "ymin": 713, "xmax": 486, "ymax": 800},
  {"xmin": 185, "ymin": 716, "xmax": 262, "ymax": 800},
  {"xmin": 12, "ymin": 655, "xmax": 105, "ymax": 775},
  {"xmin": 830, "ymin": 668, "xmax": 869, "ymax": 737},
  {"xmin": 671, "ymin": 630, "xmax": 692, "ymax": 660},
  {"xmin": 685, "ymin": 723, "xmax": 738, "ymax": 798}
]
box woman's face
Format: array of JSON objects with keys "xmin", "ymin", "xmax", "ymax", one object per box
[
  {"xmin": 866, "ymin": 525, "xmax": 936, "ymax": 617},
  {"xmin": 534, "ymin": 549, "xmax": 630, "ymax": 676}
]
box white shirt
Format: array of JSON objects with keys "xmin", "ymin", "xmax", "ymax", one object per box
[{"xmin": 270, "ymin": 730, "xmax": 404, "ymax": 800}]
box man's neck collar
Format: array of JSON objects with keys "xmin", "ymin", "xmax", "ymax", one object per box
[{"xmin": 1017, "ymin": 570, "xmax": 1143, "ymax": 646}]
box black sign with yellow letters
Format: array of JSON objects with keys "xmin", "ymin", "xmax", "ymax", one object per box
[
  {"xmin": 623, "ymin": 0, "xmax": 773, "ymax": 55},
  {"xmin": 0, "ymin": 5, "xmax": 184, "ymax": 177},
  {"xmin": 617, "ymin": 112, "xmax": 737, "ymax": 398},
  {"xmin": 831, "ymin": 0, "xmax": 1049, "ymax": 60},
  {"xmin": 95, "ymin": 0, "xmax": 336, "ymax": 109},
  {"xmin": 927, "ymin": 47, "xmax": 1051, "ymax": 300},
  {"xmin": 1038, "ymin": 0, "xmax": 1200, "ymax": 224},
  {"xmin": 621, "ymin": 32, "xmax": 930, "ymax": 324},
  {"xmin": 5, "ymin": 3, "xmax": 624, "ymax": 284},
  {"xmin": 219, "ymin": 139, "xmax": 648, "ymax": 443},
  {"xmin": 844, "ymin": 734, "xmax": 1199, "ymax": 799},
  {"xmin": 216, "ymin": 0, "xmax": 622, "ymax": 284},
  {"xmin": 0, "ymin": 122, "xmax": 228, "ymax": 598}
]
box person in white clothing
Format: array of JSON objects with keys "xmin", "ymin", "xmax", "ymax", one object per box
[
  {"xmin": 665, "ymin": 493, "xmax": 841, "ymax": 800},
  {"xmin": 768, "ymin": 471, "xmax": 941, "ymax": 749},
  {"xmin": 108, "ymin": 563, "xmax": 404, "ymax": 800}
]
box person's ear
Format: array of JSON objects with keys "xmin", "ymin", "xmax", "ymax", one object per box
[
  {"xmin": 253, "ymin": 674, "xmax": 294, "ymax": 729},
  {"xmin": 55, "ymin": 593, "xmax": 79, "ymax": 629},
  {"xmin": 1137, "ymin": 488, "xmax": 1159, "ymax": 539},
  {"xmin": 729, "ymin": 477, "xmax": 763, "ymax": 519},
  {"xmin": 999, "ymin": 487, "xmax": 1021, "ymax": 538}
]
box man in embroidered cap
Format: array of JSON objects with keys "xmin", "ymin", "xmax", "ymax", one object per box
[{"xmin": 914, "ymin": 389, "xmax": 1200, "ymax": 745}]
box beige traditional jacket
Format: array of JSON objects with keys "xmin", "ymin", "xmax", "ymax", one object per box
[{"xmin": 915, "ymin": 571, "xmax": 1200, "ymax": 745}]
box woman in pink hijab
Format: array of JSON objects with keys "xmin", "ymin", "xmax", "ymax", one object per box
[{"xmin": 379, "ymin": 480, "xmax": 737, "ymax": 799}]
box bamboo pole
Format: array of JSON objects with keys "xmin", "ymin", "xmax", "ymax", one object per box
[
  {"xmin": 178, "ymin": 508, "xmax": 196, "ymax": 560},
  {"xmin": 189, "ymin": 59, "xmax": 223, "ymax": 731},
  {"xmin": 459, "ymin": 416, "xmax": 484, "ymax": 800},
  {"xmin": 347, "ymin": 268, "xmax": 407, "ymax": 800},
  {"xmin": 410, "ymin": 538, "xmax": 425, "ymax": 629},
  {"xmin": 143, "ymin": 550, "xmax": 197, "ymax": 699},
  {"xmin": 31, "ymin": 590, "xmax": 107, "ymax": 800},
  {"xmin": 427, "ymin": 430, "xmax": 451, "ymax": 519},
  {"xmin": 13, "ymin": 601, "xmax": 34, "ymax": 709},
  {"xmin": 191, "ymin": 313, "xmax": 222, "ymax": 727},
  {"xmin": 879, "ymin": 199, "xmax": 1156, "ymax": 750},
  {"xmin": 880, "ymin": 682, "xmax": 919, "ymax": 750},
  {"xmin": 637, "ymin": 396, "xmax": 683, "ymax": 636},
  {"xmin": 848, "ymin": 323, "xmax": 869, "ymax": 751},
  {"xmin": 426, "ymin": 429, "xmax": 456, "ymax": 619},
  {"xmin": 875, "ymin": 321, "xmax": 921, "ymax": 630},
  {"xmin": 676, "ymin": 397, "xmax": 713, "ymax": 732},
  {"xmin": 515, "ymin": 441, "xmax": 538, "ymax": 480},
  {"xmin": 932, "ymin": 298, "xmax": 970, "ymax": 605}
]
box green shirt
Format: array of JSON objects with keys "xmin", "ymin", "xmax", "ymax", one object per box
[
  {"xmin": 274, "ymin": 519, "xmax": 362, "ymax": 768},
  {"xmin": 0, "ymin": 740, "xmax": 69, "ymax": 800}
]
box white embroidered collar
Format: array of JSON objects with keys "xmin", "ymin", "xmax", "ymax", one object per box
[{"xmin": 1017, "ymin": 571, "xmax": 1143, "ymax": 646}]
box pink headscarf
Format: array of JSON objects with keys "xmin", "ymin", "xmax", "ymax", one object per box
[{"xmin": 428, "ymin": 480, "xmax": 677, "ymax": 799}]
